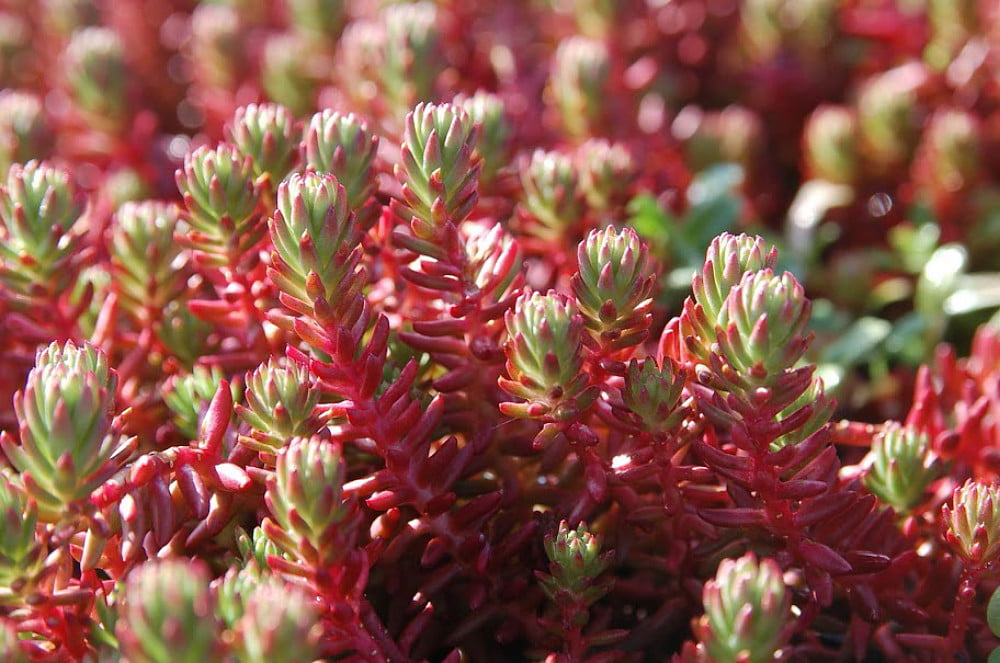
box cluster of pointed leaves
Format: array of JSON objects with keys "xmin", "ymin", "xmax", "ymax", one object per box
[
  {"xmin": 500, "ymin": 291, "xmax": 597, "ymax": 421},
  {"xmin": 395, "ymin": 101, "xmax": 482, "ymax": 237},
  {"xmin": 863, "ymin": 423, "xmax": 939, "ymax": 513},
  {"xmin": 176, "ymin": 144, "xmax": 263, "ymax": 267},
  {"xmin": 0, "ymin": 342, "xmax": 132, "ymax": 521},
  {"xmin": 268, "ymin": 170, "xmax": 364, "ymax": 321},
  {"xmin": 943, "ymin": 480, "xmax": 1000, "ymax": 567},
  {"xmin": 0, "ymin": 161, "xmax": 83, "ymax": 301},
  {"xmin": 682, "ymin": 553, "xmax": 793, "ymax": 663}
]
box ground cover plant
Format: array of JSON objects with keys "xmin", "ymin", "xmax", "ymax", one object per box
[{"xmin": 3, "ymin": 0, "xmax": 1000, "ymax": 661}]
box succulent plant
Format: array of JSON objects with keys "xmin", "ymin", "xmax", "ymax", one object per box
[
  {"xmin": 231, "ymin": 574, "xmax": 321, "ymax": 663},
  {"xmin": 519, "ymin": 149, "xmax": 584, "ymax": 242},
  {"xmin": 263, "ymin": 436, "xmax": 361, "ymax": 567},
  {"xmin": 741, "ymin": 0, "xmax": 836, "ymax": 61},
  {"xmin": 0, "ymin": 161, "xmax": 84, "ymax": 301},
  {"xmin": 302, "ymin": 110, "xmax": 379, "ymax": 214},
  {"xmin": 463, "ymin": 222, "xmax": 524, "ymax": 306},
  {"xmin": 62, "ymin": 27, "xmax": 128, "ymax": 131},
  {"xmin": 2, "ymin": 4, "xmax": 1000, "ymax": 662},
  {"xmin": 0, "ymin": 13, "xmax": 28, "ymax": 88},
  {"xmin": 237, "ymin": 359, "xmax": 323, "ymax": 454},
  {"xmin": 804, "ymin": 105, "xmax": 860, "ymax": 184},
  {"xmin": 267, "ymin": 170, "xmax": 364, "ymax": 320},
  {"xmin": 0, "ymin": 619, "xmax": 28, "ymax": 663},
  {"xmin": 395, "ymin": 102, "xmax": 482, "ymax": 237},
  {"xmin": 162, "ymin": 365, "xmax": 231, "ymax": 439},
  {"xmin": 857, "ymin": 64, "xmax": 924, "ymax": 173},
  {"xmin": 550, "ymin": 36, "xmax": 610, "ymax": 140},
  {"xmin": 454, "ymin": 91, "xmax": 509, "ymax": 187},
  {"xmin": 117, "ymin": 559, "xmax": 223, "ymax": 663},
  {"xmin": 500, "ymin": 291, "xmax": 597, "ymax": 421},
  {"xmin": 921, "ymin": 108, "xmax": 980, "ymax": 193},
  {"xmin": 572, "ymin": 226, "xmax": 655, "ymax": 352},
  {"xmin": 864, "ymin": 423, "xmax": 939, "ymax": 513},
  {"xmin": 261, "ymin": 33, "xmax": 316, "ymax": 117},
  {"xmin": 215, "ymin": 563, "xmax": 262, "ymax": 630},
  {"xmin": 110, "ymin": 201, "xmax": 185, "ymax": 323},
  {"xmin": 381, "ymin": 2, "xmax": 440, "ymax": 117},
  {"xmin": 575, "ymin": 139, "xmax": 636, "ymax": 215},
  {"xmin": 714, "ymin": 269, "xmax": 812, "ymax": 384},
  {"xmin": 176, "ymin": 143, "xmax": 263, "ymax": 267},
  {"xmin": 691, "ymin": 233, "xmax": 778, "ymax": 325},
  {"xmin": 943, "ymin": 480, "xmax": 1000, "ymax": 567},
  {"xmin": 0, "ymin": 475, "xmax": 43, "ymax": 602},
  {"xmin": 692, "ymin": 553, "xmax": 792, "ymax": 663},
  {"xmin": 0, "ymin": 342, "xmax": 130, "ymax": 521},
  {"xmin": 287, "ymin": 0, "xmax": 346, "ymax": 44},
  {"xmin": 0, "ymin": 91, "xmax": 50, "ymax": 174},
  {"xmin": 620, "ymin": 357, "xmax": 687, "ymax": 436},
  {"xmin": 227, "ymin": 103, "xmax": 299, "ymax": 186},
  {"xmin": 154, "ymin": 302, "xmax": 214, "ymax": 369},
  {"xmin": 189, "ymin": 3, "xmax": 243, "ymax": 91},
  {"xmin": 538, "ymin": 520, "xmax": 610, "ymax": 606}
]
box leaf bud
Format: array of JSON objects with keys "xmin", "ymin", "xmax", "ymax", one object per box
[
  {"xmin": 550, "ymin": 36, "xmax": 610, "ymax": 139},
  {"xmin": 0, "ymin": 91, "xmax": 51, "ymax": 174},
  {"xmin": 302, "ymin": 110, "xmax": 379, "ymax": 215},
  {"xmin": 572, "ymin": 226, "xmax": 654, "ymax": 352},
  {"xmin": 803, "ymin": 105, "xmax": 860, "ymax": 185},
  {"xmin": 0, "ymin": 161, "xmax": 83, "ymax": 300},
  {"xmin": 454, "ymin": 91, "xmax": 510, "ymax": 188},
  {"xmin": 500, "ymin": 291, "xmax": 596, "ymax": 421},
  {"xmin": 621, "ymin": 358, "xmax": 687, "ymax": 436},
  {"xmin": 695, "ymin": 553, "xmax": 792, "ymax": 663},
  {"xmin": 575, "ymin": 139, "xmax": 636, "ymax": 215},
  {"xmin": 395, "ymin": 102, "xmax": 482, "ymax": 236},
  {"xmin": 863, "ymin": 423, "xmax": 939, "ymax": 514},
  {"xmin": 0, "ymin": 475, "xmax": 44, "ymax": 602},
  {"xmin": 1, "ymin": 341, "xmax": 129, "ymax": 521},
  {"xmin": 519, "ymin": 149, "xmax": 584, "ymax": 243},
  {"xmin": 62, "ymin": 27, "xmax": 128, "ymax": 132},
  {"xmin": 264, "ymin": 436, "xmax": 360, "ymax": 567},
  {"xmin": 539, "ymin": 520, "xmax": 611, "ymax": 607},
  {"xmin": 268, "ymin": 170, "xmax": 364, "ymax": 319},
  {"xmin": 117, "ymin": 559, "xmax": 223, "ymax": 663},
  {"xmin": 942, "ymin": 480, "xmax": 1000, "ymax": 567},
  {"xmin": 176, "ymin": 143, "xmax": 263, "ymax": 266},
  {"xmin": 233, "ymin": 575, "xmax": 321, "ymax": 663},
  {"xmin": 238, "ymin": 359, "xmax": 322, "ymax": 454},
  {"xmin": 110, "ymin": 201, "xmax": 184, "ymax": 322},
  {"xmin": 227, "ymin": 103, "xmax": 299, "ymax": 186}
]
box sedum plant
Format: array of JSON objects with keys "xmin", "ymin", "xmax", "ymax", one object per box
[
  {"xmin": 237, "ymin": 359, "xmax": 323, "ymax": 455},
  {"xmin": 0, "ymin": 161, "xmax": 83, "ymax": 306},
  {"xmin": 3, "ymin": 4, "xmax": 1000, "ymax": 662},
  {"xmin": 394, "ymin": 101, "xmax": 482, "ymax": 235},
  {"xmin": 863, "ymin": 423, "xmax": 939, "ymax": 514},
  {"xmin": 0, "ymin": 341, "xmax": 132, "ymax": 521},
  {"xmin": 226, "ymin": 103, "xmax": 299, "ymax": 188},
  {"xmin": 116, "ymin": 559, "xmax": 223, "ymax": 663},
  {"xmin": 0, "ymin": 91, "xmax": 50, "ymax": 175},
  {"xmin": 500, "ymin": 291, "xmax": 597, "ymax": 424},
  {"xmin": 301, "ymin": 109, "xmax": 380, "ymax": 226},
  {"xmin": 0, "ymin": 475, "xmax": 44, "ymax": 603},
  {"xmin": 681, "ymin": 553, "xmax": 793, "ymax": 663},
  {"xmin": 267, "ymin": 169, "xmax": 364, "ymax": 322}
]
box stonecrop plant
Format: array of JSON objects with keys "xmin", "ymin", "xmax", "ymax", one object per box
[{"xmin": 4, "ymin": 1, "xmax": 1000, "ymax": 662}]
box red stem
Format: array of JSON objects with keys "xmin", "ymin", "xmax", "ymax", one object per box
[
  {"xmin": 360, "ymin": 598, "xmax": 411, "ymax": 663},
  {"xmin": 946, "ymin": 566, "xmax": 979, "ymax": 657}
]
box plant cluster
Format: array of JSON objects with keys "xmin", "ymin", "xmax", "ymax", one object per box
[{"xmin": 1, "ymin": 1, "xmax": 1000, "ymax": 662}]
